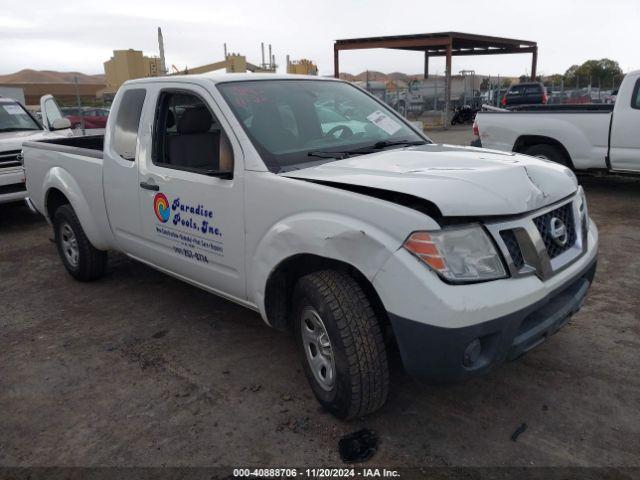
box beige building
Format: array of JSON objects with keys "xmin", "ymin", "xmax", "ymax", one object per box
[
  {"xmin": 103, "ymin": 49, "xmax": 163, "ymax": 96},
  {"xmin": 286, "ymin": 58, "xmax": 318, "ymax": 76}
]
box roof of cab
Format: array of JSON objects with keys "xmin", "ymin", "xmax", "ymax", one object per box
[{"xmin": 124, "ymin": 73, "xmax": 339, "ymax": 86}]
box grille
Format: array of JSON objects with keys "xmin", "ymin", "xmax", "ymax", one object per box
[
  {"xmin": 0, "ymin": 150, "xmax": 22, "ymax": 169},
  {"xmin": 0, "ymin": 183, "xmax": 26, "ymax": 195},
  {"xmin": 500, "ymin": 230, "xmax": 525, "ymax": 269},
  {"xmin": 533, "ymin": 203, "xmax": 576, "ymax": 259}
]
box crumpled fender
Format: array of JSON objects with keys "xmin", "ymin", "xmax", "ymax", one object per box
[
  {"xmin": 248, "ymin": 212, "xmax": 401, "ymax": 321},
  {"xmin": 43, "ymin": 166, "xmax": 111, "ymax": 250}
]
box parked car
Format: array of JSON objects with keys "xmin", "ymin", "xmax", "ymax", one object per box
[
  {"xmin": 501, "ymin": 82, "xmax": 548, "ymax": 107},
  {"xmin": 473, "ymin": 69, "xmax": 640, "ymax": 173},
  {"xmin": 23, "ymin": 74, "xmax": 598, "ymax": 419},
  {"xmin": 0, "ymin": 94, "xmax": 72, "ymax": 205},
  {"xmin": 61, "ymin": 107, "xmax": 109, "ymax": 129},
  {"xmin": 604, "ymin": 88, "xmax": 619, "ymax": 104}
]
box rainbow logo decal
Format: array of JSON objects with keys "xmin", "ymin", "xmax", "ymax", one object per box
[{"xmin": 153, "ymin": 193, "xmax": 170, "ymax": 223}]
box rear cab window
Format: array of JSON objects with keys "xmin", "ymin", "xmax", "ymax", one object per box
[
  {"xmin": 112, "ymin": 88, "xmax": 146, "ymax": 160},
  {"xmin": 507, "ymin": 85, "xmax": 526, "ymax": 96}
]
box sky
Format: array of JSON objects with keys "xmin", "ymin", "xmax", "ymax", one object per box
[{"xmin": 0, "ymin": 0, "xmax": 638, "ymax": 78}]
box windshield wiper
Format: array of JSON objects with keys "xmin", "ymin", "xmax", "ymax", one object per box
[
  {"xmin": 307, "ymin": 151, "xmax": 352, "ymax": 160},
  {"xmin": 307, "ymin": 139, "xmax": 427, "ymax": 161},
  {"xmin": 371, "ymin": 139, "xmax": 427, "ymax": 149}
]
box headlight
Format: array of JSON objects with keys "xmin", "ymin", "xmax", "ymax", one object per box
[
  {"xmin": 578, "ymin": 187, "xmax": 589, "ymax": 233},
  {"xmin": 403, "ymin": 225, "xmax": 507, "ymax": 283}
]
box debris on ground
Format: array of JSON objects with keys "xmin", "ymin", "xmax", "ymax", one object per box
[
  {"xmin": 249, "ymin": 384, "xmax": 262, "ymax": 392},
  {"xmin": 276, "ymin": 416, "xmax": 310, "ymax": 433},
  {"xmin": 338, "ymin": 429, "xmax": 378, "ymax": 463},
  {"xmin": 152, "ymin": 330, "xmax": 168, "ymax": 339},
  {"xmin": 511, "ymin": 423, "xmax": 528, "ymax": 442}
]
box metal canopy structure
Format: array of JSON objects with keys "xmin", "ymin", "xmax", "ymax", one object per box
[{"xmin": 333, "ymin": 32, "xmax": 538, "ymax": 125}]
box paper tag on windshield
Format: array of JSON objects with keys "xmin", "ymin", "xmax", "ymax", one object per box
[
  {"xmin": 2, "ymin": 105, "xmax": 23, "ymax": 115},
  {"xmin": 367, "ymin": 110, "xmax": 401, "ymax": 135}
]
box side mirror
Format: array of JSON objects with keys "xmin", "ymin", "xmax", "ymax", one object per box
[{"xmin": 51, "ymin": 118, "xmax": 72, "ymax": 130}]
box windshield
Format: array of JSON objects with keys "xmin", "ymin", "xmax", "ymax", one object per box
[
  {"xmin": 217, "ymin": 80, "xmax": 428, "ymax": 172},
  {"xmin": 0, "ymin": 100, "xmax": 40, "ymax": 132}
]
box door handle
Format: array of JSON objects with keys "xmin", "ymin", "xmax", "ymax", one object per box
[{"xmin": 140, "ymin": 181, "xmax": 159, "ymax": 191}]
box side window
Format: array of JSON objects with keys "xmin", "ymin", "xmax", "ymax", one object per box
[
  {"xmin": 152, "ymin": 91, "xmax": 233, "ymax": 176},
  {"xmin": 113, "ymin": 89, "xmax": 146, "ymax": 161},
  {"xmin": 632, "ymin": 80, "xmax": 640, "ymax": 110}
]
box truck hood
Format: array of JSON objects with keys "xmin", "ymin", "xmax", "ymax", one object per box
[
  {"xmin": 0, "ymin": 130, "xmax": 52, "ymax": 152},
  {"xmin": 281, "ymin": 144, "xmax": 578, "ymax": 217}
]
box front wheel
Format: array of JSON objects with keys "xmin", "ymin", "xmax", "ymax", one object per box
[
  {"xmin": 293, "ymin": 270, "xmax": 389, "ymax": 419},
  {"xmin": 53, "ymin": 204, "xmax": 107, "ymax": 281}
]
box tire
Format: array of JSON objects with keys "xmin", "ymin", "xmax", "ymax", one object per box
[
  {"xmin": 524, "ymin": 144, "xmax": 569, "ymax": 167},
  {"xmin": 53, "ymin": 204, "xmax": 107, "ymax": 281},
  {"xmin": 293, "ymin": 270, "xmax": 389, "ymax": 419}
]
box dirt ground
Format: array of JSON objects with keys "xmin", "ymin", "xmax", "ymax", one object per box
[{"xmin": 1, "ymin": 127, "xmax": 639, "ymax": 470}]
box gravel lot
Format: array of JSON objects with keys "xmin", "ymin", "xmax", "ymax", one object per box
[{"xmin": 1, "ymin": 126, "xmax": 639, "ymax": 469}]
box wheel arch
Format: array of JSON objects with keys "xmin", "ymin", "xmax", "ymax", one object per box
[
  {"xmin": 42, "ymin": 167, "xmax": 111, "ymax": 250},
  {"xmin": 248, "ymin": 212, "xmax": 406, "ymax": 329},
  {"xmin": 513, "ymin": 135, "xmax": 574, "ymax": 169},
  {"xmin": 45, "ymin": 187, "xmax": 70, "ymax": 222},
  {"xmin": 264, "ymin": 253, "xmax": 391, "ymax": 338}
]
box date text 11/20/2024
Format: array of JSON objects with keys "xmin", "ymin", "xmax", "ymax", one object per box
[{"xmin": 233, "ymin": 468, "xmax": 400, "ymax": 478}]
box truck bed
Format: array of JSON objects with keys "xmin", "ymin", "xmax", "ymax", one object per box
[
  {"xmin": 23, "ymin": 134, "xmax": 113, "ymax": 250},
  {"xmin": 505, "ymin": 103, "xmax": 614, "ymax": 113},
  {"xmin": 26, "ymin": 134, "xmax": 104, "ymax": 158},
  {"xmin": 476, "ymin": 108, "xmax": 612, "ymax": 169}
]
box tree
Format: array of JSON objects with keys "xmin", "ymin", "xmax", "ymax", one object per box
[
  {"xmin": 480, "ymin": 77, "xmax": 490, "ymax": 91},
  {"xmin": 564, "ymin": 59, "xmax": 623, "ymax": 88},
  {"xmin": 544, "ymin": 74, "xmax": 564, "ymax": 88}
]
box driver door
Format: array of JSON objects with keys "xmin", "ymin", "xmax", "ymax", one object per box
[{"xmin": 135, "ymin": 84, "xmax": 246, "ymax": 300}]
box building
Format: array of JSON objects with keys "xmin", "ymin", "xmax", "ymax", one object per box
[
  {"xmin": 0, "ymin": 86, "xmax": 25, "ymax": 104},
  {"xmin": 286, "ymin": 57, "xmax": 318, "ymax": 75},
  {"xmin": 0, "ymin": 82, "xmax": 104, "ymax": 106},
  {"xmin": 103, "ymin": 49, "xmax": 163, "ymax": 97}
]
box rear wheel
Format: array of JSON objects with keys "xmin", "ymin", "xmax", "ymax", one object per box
[
  {"xmin": 293, "ymin": 270, "xmax": 389, "ymax": 419},
  {"xmin": 524, "ymin": 144, "xmax": 569, "ymax": 167},
  {"xmin": 53, "ymin": 204, "xmax": 107, "ymax": 281}
]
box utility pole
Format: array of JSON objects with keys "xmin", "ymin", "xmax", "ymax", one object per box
[
  {"xmin": 74, "ymin": 76, "xmax": 85, "ymax": 136},
  {"xmin": 157, "ymin": 27, "xmax": 167, "ymax": 75}
]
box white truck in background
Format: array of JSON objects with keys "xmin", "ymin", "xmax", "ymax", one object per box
[
  {"xmin": 473, "ymin": 70, "xmax": 640, "ymax": 173},
  {"xmin": 23, "ymin": 74, "xmax": 598, "ymax": 419},
  {"xmin": 0, "ymin": 95, "xmax": 72, "ymax": 204}
]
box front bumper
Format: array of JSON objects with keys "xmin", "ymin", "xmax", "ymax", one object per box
[
  {"xmin": 389, "ymin": 257, "xmax": 597, "ymax": 383},
  {"xmin": 0, "ymin": 168, "xmax": 27, "ymax": 205}
]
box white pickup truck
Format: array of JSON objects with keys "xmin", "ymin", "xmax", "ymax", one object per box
[
  {"xmin": 0, "ymin": 95, "xmax": 72, "ymax": 204},
  {"xmin": 23, "ymin": 74, "xmax": 598, "ymax": 419},
  {"xmin": 473, "ymin": 69, "xmax": 640, "ymax": 173}
]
